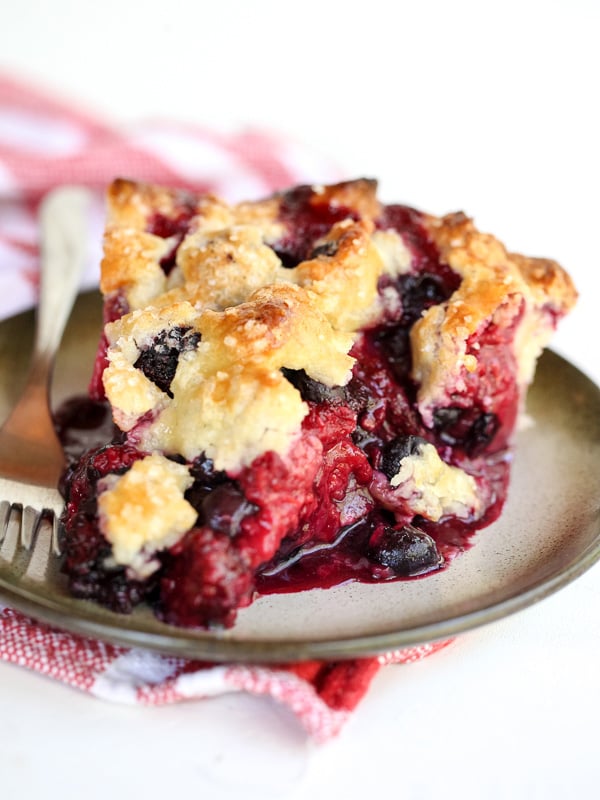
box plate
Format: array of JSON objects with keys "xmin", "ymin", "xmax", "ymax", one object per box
[{"xmin": 0, "ymin": 291, "xmax": 599, "ymax": 662}]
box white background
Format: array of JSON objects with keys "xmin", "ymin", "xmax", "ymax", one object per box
[{"xmin": 1, "ymin": 1, "xmax": 599, "ymax": 798}]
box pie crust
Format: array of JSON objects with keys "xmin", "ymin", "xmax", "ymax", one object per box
[{"xmin": 58, "ymin": 178, "xmax": 576, "ymax": 629}]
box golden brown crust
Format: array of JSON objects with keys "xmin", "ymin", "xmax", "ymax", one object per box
[
  {"xmin": 101, "ymin": 229, "xmax": 169, "ymax": 303},
  {"xmin": 307, "ymin": 178, "xmax": 381, "ymax": 219},
  {"xmin": 106, "ymin": 178, "xmax": 197, "ymax": 227},
  {"xmin": 101, "ymin": 179, "xmax": 195, "ymax": 303},
  {"xmin": 423, "ymin": 211, "xmax": 577, "ymax": 315},
  {"xmin": 99, "ymin": 177, "xmax": 576, "ymax": 466},
  {"xmin": 97, "ymin": 454, "xmax": 196, "ymax": 577},
  {"xmin": 409, "ymin": 212, "xmax": 577, "ymax": 423},
  {"xmin": 508, "ymin": 251, "xmax": 578, "ymax": 308},
  {"xmin": 172, "ymin": 224, "xmax": 284, "ymax": 310},
  {"xmin": 293, "ymin": 218, "xmax": 386, "ymax": 330}
]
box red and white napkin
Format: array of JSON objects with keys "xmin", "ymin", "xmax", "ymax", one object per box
[
  {"xmin": 0, "ymin": 74, "xmax": 451, "ymax": 741},
  {"xmin": 0, "ymin": 604, "xmax": 450, "ymax": 741}
]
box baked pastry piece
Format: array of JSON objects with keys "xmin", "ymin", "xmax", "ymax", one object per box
[{"xmin": 58, "ymin": 178, "xmax": 576, "ymax": 628}]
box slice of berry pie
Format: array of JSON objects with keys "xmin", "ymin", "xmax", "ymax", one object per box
[{"xmin": 58, "ymin": 178, "xmax": 577, "ymax": 629}]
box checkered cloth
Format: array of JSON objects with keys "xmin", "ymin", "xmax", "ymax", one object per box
[{"xmin": 0, "ymin": 74, "xmax": 451, "ymax": 740}]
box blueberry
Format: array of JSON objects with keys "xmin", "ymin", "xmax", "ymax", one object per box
[
  {"xmin": 281, "ymin": 368, "xmax": 347, "ymax": 405},
  {"xmin": 368, "ymin": 524, "xmax": 443, "ymax": 576},
  {"xmin": 378, "ymin": 326, "xmax": 412, "ymax": 380},
  {"xmin": 185, "ymin": 456, "xmax": 229, "ymax": 512},
  {"xmin": 380, "ymin": 435, "xmax": 427, "ymax": 479},
  {"xmin": 189, "ymin": 455, "xmax": 226, "ymax": 486},
  {"xmin": 201, "ymin": 484, "xmax": 258, "ymax": 537},
  {"xmin": 134, "ymin": 326, "xmax": 201, "ymax": 397},
  {"xmin": 433, "ymin": 407, "xmax": 499, "ymax": 455},
  {"xmin": 377, "ymin": 271, "xmax": 456, "ymax": 380},
  {"xmin": 468, "ymin": 412, "xmax": 500, "ymax": 452},
  {"xmin": 399, "ymin": 272, "xmax": 448, "ymax": 323},
  {"xmin": 271, "ymin": 247, "xmax": 300, "ymax": 269}
]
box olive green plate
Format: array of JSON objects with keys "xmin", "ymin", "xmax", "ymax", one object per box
[{"xmin": 0, "ymin": 292, "xmax": 599, "ymax": 662}]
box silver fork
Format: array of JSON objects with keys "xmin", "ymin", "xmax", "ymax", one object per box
[{"xmin": 0, "ymin": 186, "xmax": 92, "ymax": 575}]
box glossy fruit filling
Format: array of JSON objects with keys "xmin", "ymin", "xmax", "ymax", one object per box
[{"xmin": 58, "ymin": 187, "xmax": 518, "ymax": 629}]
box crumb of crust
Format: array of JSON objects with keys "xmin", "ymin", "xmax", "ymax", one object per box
[
  {"xmin": 390, "ymin": 441, "xmax": 480, "ymax": 522},
  {"xmin": 104, "ymin": 181, "xmax": 285, "ymax": 310},
  {"xmin": 370, "ymin": 228, "xmax": 413, "ymax": 278},
  {"xmin": 97, "ymin": 454, "xmax": 197, "ymax": 578},
  {"xmin": 179, "ymin": 194, "xmax": 284, "ymax": 243},
  {"xmin": 103, "ymin": 349, "xmax": 167, "ymax": 430},
  {"xmin": 225, "ymin": 196, "xmax": 285, "ymax": 240},
  {"xmin": 508, "ymin": 251, "xmax": 578, "ymax": 308},
  {"xmin": 105, "ymin": 300, "xmax": 200, "ymax": 346},
  {"xmin": 424, "ymin": 212, "xmax": 577, "ymax": 312},
  {"xmin": 160, "ymin": 218, "xmax": 393, "ymax": 330}
]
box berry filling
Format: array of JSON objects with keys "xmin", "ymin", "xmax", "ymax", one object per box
[
  {"xmin": 272, "ymin": 183, "xmax": 360, "ymax": 267},
  {"xmin": 56, "ymin": 179, "xmax": 570, "ymax": 630},
  {"xmin": 147, "ymin": 205, "xmax": 196, "ymax": 275}
]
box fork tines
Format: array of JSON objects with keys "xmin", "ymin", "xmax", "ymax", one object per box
[{"xmin": 0, "ymin": 479, "xmax": 63, "ymax": 582}]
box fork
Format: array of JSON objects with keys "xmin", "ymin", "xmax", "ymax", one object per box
[{"xmin": 0, "ymin": 186, "xmax": 92, "ymax": 572}]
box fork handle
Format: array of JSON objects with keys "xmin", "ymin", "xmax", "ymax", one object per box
[
  {"xmin": 0, "ymin": 187, "xmax": 92, "ymax": 483},
  {"xmin": 34, "ymin": 187, "xmax": 93, "ymax": 364}
]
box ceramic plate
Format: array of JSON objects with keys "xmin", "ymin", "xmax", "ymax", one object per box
[{"xmin": 0, "ymin": 292, "xmax": 599, "ymax": 662}]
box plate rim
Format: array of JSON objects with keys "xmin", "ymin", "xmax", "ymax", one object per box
[
  {"xmin": 2, "ymin": 533, "xmax": 599, "ymax": 662},
  {"xmin": 1, "ymin": 293, "xmax": 599, "ymax": 662}
]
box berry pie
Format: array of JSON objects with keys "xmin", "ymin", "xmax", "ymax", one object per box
[{"xmin": 58, "ymin": 178, "xmax": 576, "ymax": 629}]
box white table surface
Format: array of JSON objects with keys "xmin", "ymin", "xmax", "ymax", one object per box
[{"xmin": 1, "ymin": 2, "xmax": 599, "ymax": 798}]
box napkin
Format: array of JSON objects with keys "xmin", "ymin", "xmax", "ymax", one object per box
[{"xmin": 0, "ymin": 74, "xmax": 451, "ymax": 741}]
